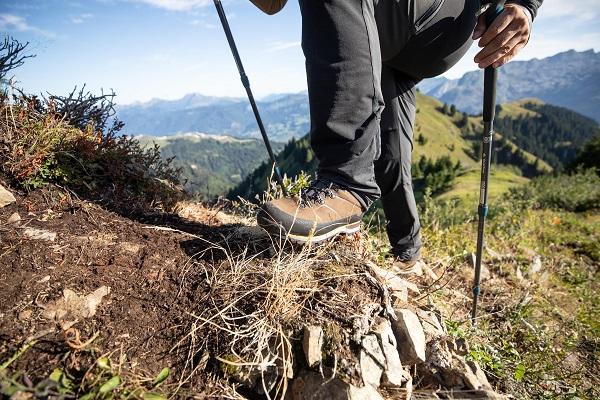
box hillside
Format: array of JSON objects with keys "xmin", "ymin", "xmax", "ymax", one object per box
[
  {"xmin": 423, "ymin": 50, "xmax": 600, "ymax": 123},
  {"xmin": 136, "ymin": 133, "xmax": 284, "ymax": 199},
  {"xmin": 494, "ymin": 99, "xmax": 600, "ymax": 170},
  {"xmin": 230, "ymin": 94, "xmax": 551, "ymax": 201}
]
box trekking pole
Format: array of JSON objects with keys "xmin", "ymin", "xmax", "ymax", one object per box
[
  {"xmin": 471, "ymin": 0, "xmax": 506, "ymax": 325},
  {"xmin": 213, "ymin": 0, "xmax": 285, "ymax": 189}
]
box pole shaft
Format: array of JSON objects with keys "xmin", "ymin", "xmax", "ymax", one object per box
[
  {"xmin": 213, "ymin": 0, "xmax": 284, "ymax": 185},
  {"xmin": 471, "ymin": 0, "xmax": 505, "ymax": 325}
]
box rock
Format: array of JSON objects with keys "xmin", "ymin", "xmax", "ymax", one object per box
[
  {"xmin": 530, "ymin": 255, "xmax": 542, "ymax": 274},
  {"xmin": 0, "ymin": 184, "xmax": 16, "ymax": 208},
  {"xmin": 467, "ymin": 360, "xmax": 493, "ymax": 390},
  {"xmin": 369, "ymin": 264, "xmax": 420, "ymax": 299},
  {"xmin": 7, "ymin": 212, "xmax": 21, "ymax": 224},
  {"xmin": 371, "ymin": 318, "xmax": 403, "ymax": 387},
  {"xmin": 18, "ymin": 309, "xmax": 33, "ymax": 321},
  {"xmin": 416, "ymin": 309, "xmax": 445, "ymax": 342},
  {"xmin": 290, "ymin": 371, "xmax": 384, "ymax": 400},
  {"xmin": 303, "ymin": 325, "xmax": 323, "ymax": 368},
  {"xmin": 361, "ymin": 334, "xmax": 386, "ymax": 366},
  {"xmin": 360, "ymin": 349, "xmax": 383, "ymax": 388},
  {"xmin": 23, "ymin": 227, "xmax": 57, "ymax": 242},
  {"xmin": 391, "ymin": 309, "xmax": 426, "ymax": 365},
  {"xmin": 467, "ymin": 252, "xmax": 490, "ymax": 281},
  {"xmin": 42, "ymin": 286, "xmax": 110, "ymax": 328}
]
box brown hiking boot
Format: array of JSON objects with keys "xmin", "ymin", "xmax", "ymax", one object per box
[{"xmin": 257, "ymin": 179, "xmax": 364, "ymax": 243}]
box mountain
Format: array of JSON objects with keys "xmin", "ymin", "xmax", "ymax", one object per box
[
  {"xmin": 118, "ymin": 92, "xmax": 310, "ymax": 142},
  {"xmin": 136, "ymin": 133, "xmax": 284, "ymax": 199},
  {"xmin": 417, "ymin": 76, "xmax": 449, "ymax": 93},
  {"xmin": 423, "ymin": 50, "xmax": 600, "ymax": 123},
  {"xmin": 229, "ymin": 93, "xmax": 552, "ymax": 201}
]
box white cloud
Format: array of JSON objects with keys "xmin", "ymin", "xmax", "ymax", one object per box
[
  {"xmin": 537, "ymin": 0, "xmax": 598, "ymax": 21},
  {"xmin": 265, "ymin": 41, "xmax": 301, "ymax": 53},
  {"xmin": 129, "ymin": 0, "xmax": 213, "ymax": 11},
  {"xmin": 0, "ymin": 13, "xmax": 56, "ymax": 37},
  {"xmin": 70, "ymin": 13, "xmax": 94, "ymax": 24}
]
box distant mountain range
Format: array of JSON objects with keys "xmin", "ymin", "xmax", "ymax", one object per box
[
  {"xmin": 420, "ymin": 50, "xmax": 600, "ymax": 123},
  {"xmin": 117, "ymin": 50, "xmax": 598, "ymax": 142},
  {"xmin": 118, "ymin": 92, "xmax": 309, "ymax": 142}
]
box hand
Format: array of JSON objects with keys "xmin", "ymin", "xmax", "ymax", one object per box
[{"xmin": 473, "ymin": 4, "xmax": 531, "ymax": 69}]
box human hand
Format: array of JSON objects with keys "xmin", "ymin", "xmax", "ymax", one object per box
[{"xmin": 473, "ymin": 4, "xmax": 531, "ymax": 69}]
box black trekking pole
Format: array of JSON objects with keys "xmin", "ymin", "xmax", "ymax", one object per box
[
  {"xmin": 471, "ymin": 0, "xmax": 506, "ymax": 325},
  {"xmin": 213, "ymin": 0, "xmax": 285, "ymax": 189}
]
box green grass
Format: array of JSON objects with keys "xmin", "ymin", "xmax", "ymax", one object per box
[
  {"xmin": 437, "ymin": 166, "xmax": 530, "ymax": 203},
  {"xmin": 414, "ymin": 93, "xmax": 477, "ymax": 168}
]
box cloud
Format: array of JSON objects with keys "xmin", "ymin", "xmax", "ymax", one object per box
[
  {"xmin": 190, "ymin": 19, "xmax": 218, "ymax": 29},
  {"xmin": 538, "ymin": 0, "xmax": 598, "ymax": 21},
  {"xmin": 128, "ymin": 0, "xmax": 213, "ymax": 11},
  {"xmin": 0, "ymin": 13, "xmax": 56, "ymax": 37},
  {"xmin": 70, "ymin": 13, "xmax": 94, "ymax": 24},
  {"xmin": 265, "ymin": 41, "xmax": 301, "ymax": 53}
]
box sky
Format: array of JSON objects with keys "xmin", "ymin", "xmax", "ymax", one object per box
[{"xmin": 1, "ymin": 0, "xmax": 599, "ymax": 105}]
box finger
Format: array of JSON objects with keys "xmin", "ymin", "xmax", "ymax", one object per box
[
  {"xmin": 472, "ymin": 13, "xmax": 487, "ymax": 40},
  {"xmin": 477, "ymin": 35, "xmax": 523, "ymax": 68},
  {"xmin": 492, "ymin": 41, "xmax": 526, "ymax": 68},
  {"xmin": 474, "ymin": 22, "xmax": 519, "ymax": 63},
  {"xmin": 479, "ymin": 11, "xmax": 513, "ymax": 47}
]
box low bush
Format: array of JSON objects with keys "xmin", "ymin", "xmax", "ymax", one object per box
[
  {"xmin": 0, "ymin": 90, "xmax": 184, "ymax": 213},
  {"xmin": 508, "ymin": 168, "xmax": 600, "ymax": 212}
]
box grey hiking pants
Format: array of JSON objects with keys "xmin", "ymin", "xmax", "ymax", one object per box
[{"xmin": 299, "ymin": 0, "xmax": 480, "ymax": 258}]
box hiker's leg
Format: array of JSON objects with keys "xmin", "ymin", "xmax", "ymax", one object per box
[
  {"xmin": 374, "ymin": 66, "xmax": 421, "ymax": 260},
  {"xmin": 373, "ymin": 0, "xmax": 480, "ymax": 259},
  {"xmin": 299, "ymin": 0, "xmax": 385, "ymax": 208}
]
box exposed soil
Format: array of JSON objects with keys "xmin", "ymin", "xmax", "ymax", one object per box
[{"xmin": 0, "ymin": 183, "xmax": 272, "ymax": 393}]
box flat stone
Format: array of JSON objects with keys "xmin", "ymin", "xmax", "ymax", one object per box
[
  {"xmin": 360, "ymin": 349, "xmax": 383, "ymax": 388},
  {"xmin": 291, "ymin": 370, "xmax": 384, "ymax": 400},
  {"xmin": 417, "ymin": 309, "xmax": 445, "ymax": 342},
  {"xmin": 302, "ymin": 325, "xmax": 323, "ymax": 368},
  {"xmin": 23, "ymin": 227, "xmax": 57, "ymax": 242},
  {"xmin": 0, "ymin": 184, "xmax": 16, "ymax": 208},
  {"xmin": 371, "ymin": 318, "xmax": 403, "ymax": 387},
  {"xmin": 362, "ymin": 334, "xmax": 386, "ymax": 367},
  {"xmin": 7, "ymin": 212, "xmax": 21, "ymax": 224},
  {"xmin": 391, "ymin": 309, "xmax": 426, "ymax": 365}
]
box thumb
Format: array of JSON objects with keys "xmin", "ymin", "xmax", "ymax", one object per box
[{"xmin": 472, "ymin": 13, "xmax": 487, "ymax": 40}]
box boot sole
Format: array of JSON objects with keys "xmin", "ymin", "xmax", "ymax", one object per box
[{"xmin": 262, "ymin": 220, "xmax": 361, "ymax": 244}]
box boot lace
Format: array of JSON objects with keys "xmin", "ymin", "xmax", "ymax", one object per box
[{"xmin": 299, "ymin": 179, "xmax": 342, "ymax": 208}]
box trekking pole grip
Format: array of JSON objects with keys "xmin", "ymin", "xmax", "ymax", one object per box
[{"xmin": 482, "ymin": 0, "xmax": 506, "ymax": 123}]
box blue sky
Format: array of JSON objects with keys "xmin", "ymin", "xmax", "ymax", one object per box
[{"xmin": 2, "ymin": 0, "xmax": 599, "ymax": 105}]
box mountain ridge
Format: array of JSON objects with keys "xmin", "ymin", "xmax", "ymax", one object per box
[{"xmin": 422, "ymin": 49, "xmax": 600, "ymax": 122}]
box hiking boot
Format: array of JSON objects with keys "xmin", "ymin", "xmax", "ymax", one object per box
[{"xmin": 257, "ymin": 179, "xmax": 364, "ymax": 243}]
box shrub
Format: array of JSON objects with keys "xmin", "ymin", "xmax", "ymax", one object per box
[
  {"xmin": 0, "ymin": 89, "xmax": 184, "ymax": 213},
  {"xmin": 508, "ymin": 169, "xmax": 600, "ymax": 212}
]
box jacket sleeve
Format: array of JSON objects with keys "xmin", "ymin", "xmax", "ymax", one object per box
[
  {"xmin": 481, "ymin": 0, "xmax": 543, "ymax": 21},
  {"xmin": 249, "ymin": 0, "xmax": 288, "ymax": 15}
]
